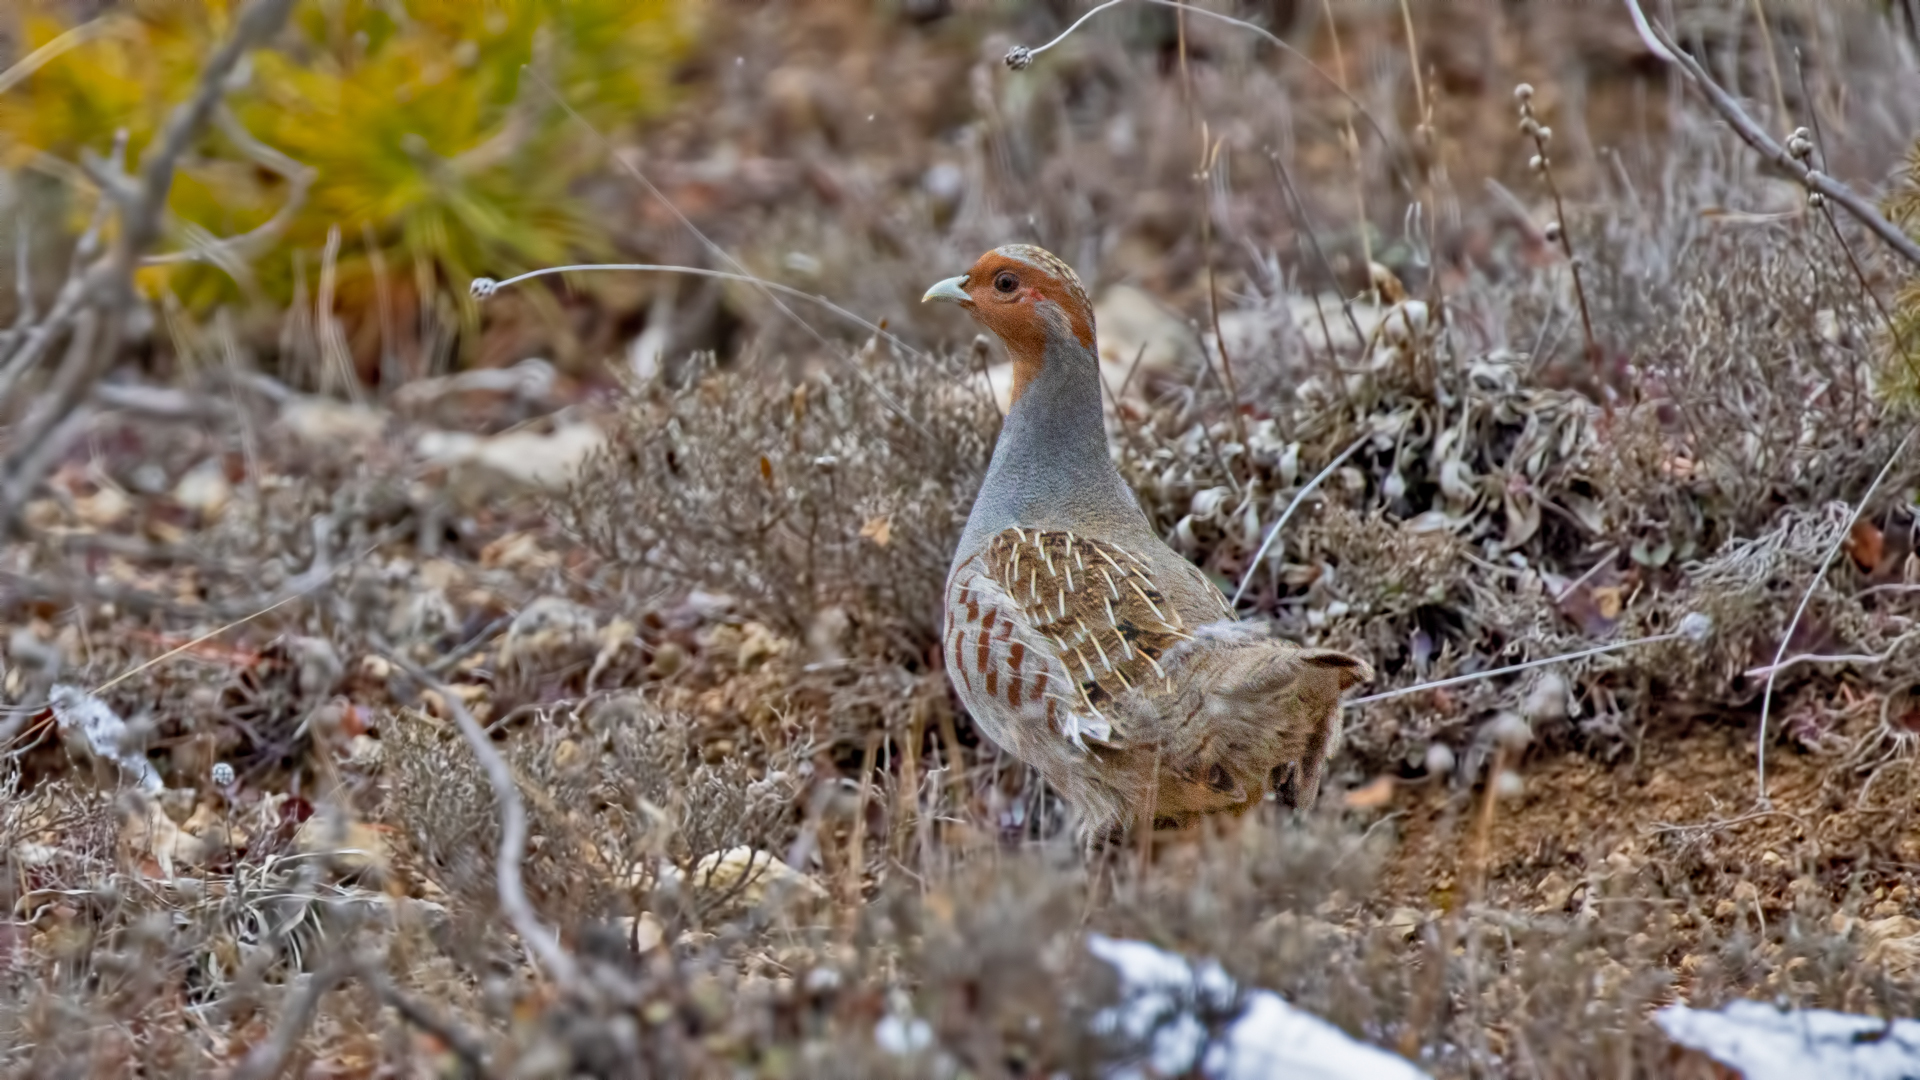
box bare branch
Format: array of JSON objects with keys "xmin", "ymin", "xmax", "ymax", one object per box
[
  {"xmin": 0, "ymin": 132, "xmax": 123, "ymax": 400},
  {"xmin": 0, "ymin": 14, "xmax": 120, "ymax": 98},
  {"xmin": 114, "ymin": 0, "xmax": 299, "ymax": 274},
  {"xmin": 0, "ymin": 0, "xmax": 297, "ymax": 535},
  {"xmin": 145, "ymin": 106, "xmax": 316, "ymax": 267},
  {"xmin": 359, "ymin": 962, "xmax": 492, "ymax": 1074},
  {"xmin": 227, "ymin": 952, "xmax": 361, "ymax": 1080},
  {"xmin": 1624, "ymin": 0, "xmax": 1920, "ymax": 268}
]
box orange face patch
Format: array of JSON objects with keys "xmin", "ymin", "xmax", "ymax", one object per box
[{"xmin": 953, "ymin": 245, "xmax": 1096, "ymax": 405}]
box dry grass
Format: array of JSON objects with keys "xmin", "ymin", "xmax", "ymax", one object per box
[{"xmin": 4, "ymin": 1, "xmax": 1920, "ymax": 1077}]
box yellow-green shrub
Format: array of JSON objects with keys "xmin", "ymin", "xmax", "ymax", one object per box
[
  {"xmin": 1, "ymin": 0, "xmax": 697, "ymax": 354},
  {"xmin": 1882, "ymin": 143, "xmax": 1920, "ymax": 413}
]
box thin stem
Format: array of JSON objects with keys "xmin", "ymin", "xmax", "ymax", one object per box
[
  {"xmin": 523, "ymin": 68, "xmax": 933, "ymax": 439},
  {"xmin": 1006, "ymin": 0, "xmax": 1417, "ymax": 195},
  {"xmin": 1320, "ymin": 0, "xmax": 1374, "ymax": 285},
  {"xmin": 1230, "ymin": 431, "xmax": 1370, "ymax": 608},
  {"xmin": 1010, "ymin": 0, "xmax": 1136, "ymax": 66},
  {"xmin": 1755, "ymin": 429, "xmax": 1913, "ymax": 803},
  {"xmin": 1520, "ymin": 97, "xmax": 1603, "ymax": 402},
  {"xmin": 1197, "ymin": 135, "xmax": 1249, "ymax": 464},
  {"xmin": 1348, "ymin": 625, "xmax": 1697, "ymax": 707},
  {"xmin": 1626, "ymin": 3, "xmax": 1920, "ymax": 267},
  {"xmin": 0, "ymin": 14, "xmax": 118, "ymax": 97},
  {"xmin": 475, "ymin": 263, "xmax": 917, "ymax": 358},
  {"xmin": 1267, "ymin": 151, "xmax": 1367, "ymax": 348},
  {"xmin": 1748, "ymin": 0, "xmax": 1790, "ymax": 135}
]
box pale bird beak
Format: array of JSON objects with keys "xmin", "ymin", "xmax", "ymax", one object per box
[{"xmin": 921, "ymin": 275, "xmax": 971, "ymax": 306}]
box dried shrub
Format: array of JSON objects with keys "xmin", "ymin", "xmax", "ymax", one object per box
[
  {"xmin": 380, "ymin": 693, "xmax": 809, "ymax": 923},
  {"xmin": 560, "ymin": 347, "xmax": 998, "ymax": 661}
]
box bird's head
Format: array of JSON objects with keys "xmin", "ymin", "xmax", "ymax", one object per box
[{"xmin": 922, "ymin": 244, "xmax": 1095, "ymax": 405}]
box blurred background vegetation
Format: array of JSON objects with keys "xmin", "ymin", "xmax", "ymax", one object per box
[{"xmin": 1, "ymin": 0, "xmax": 698, "ymax": 374}]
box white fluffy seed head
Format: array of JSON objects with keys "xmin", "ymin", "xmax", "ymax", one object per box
[
  {"xmin": 1488, "ymin": 710, "xmax": 1533, "ymax": 751},
  {"xmin": 1424, "ymin": 742, "xmax": 1456, "ymax": 776},
  {"xmin": 211, "ymin": 762, "xmax": 235, "ymax": 787},
  {"xmin": 1524, "ymin": 673, "xmax": 1569, "ymax": 722},
  {"xmin": 1495, "ymin": 770, "xmax": 1525, "ymax": 799},
  {"xmin": 1679, "ymin": 611, "xmax": 1713, "ymax": 643},
  {"xmin": 469, "ymin": 277, "xmax": 499, "ymax": 300}
]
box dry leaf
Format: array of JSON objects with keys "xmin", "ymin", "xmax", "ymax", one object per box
[
  {"xmin": 1369, "ymin": 261, "xmax": 1408, "ymax": 304},
  {"xmin": 588, "ymin": 617, "xmax": 638, "ymax": 688},
  {"xmin": 860, "ymin": 515, "xmax": 893, "ymax": 547},
  {"xmin": 180, "ymin": 801, "xmax": 250, "ymax": 850},
  {"xmin": 294, "ymin": 811, "xmax": 393, "ymax": 875},
  {"xmin": 481, "ymin": 531, "xmax": 560, "ymax": 572},
  {"xmin": 1342, "ymin": 775, "xmax": 1397, "ymax": 809},
  {"xmin": 1590, "ymin": 585, "xmax": 1623, "ymax": 621},
  {"xmin": 73, "ymin": 486, "xmax": 132, "ymax": 529},
  {"xmin": 664, "ymin": 847, "xmax": 828, "ymax": 912},
  {"xmin": 1845, "ymin": 520, "xmax": 1884, "ymax": 573},
  {"xmin": 121, "ymin": 800, "xmax": 210, "ymax": 877}
]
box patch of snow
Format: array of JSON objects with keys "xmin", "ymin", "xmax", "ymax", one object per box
[
  {"xmin": 874, "ymin": 1014, "xmax": 934, "ymax": 1056},
  {"xmin": 1655, "ymin": 999, "xmax": 1920, "ymax": 1080},
  {"xmin": 1088, "ymin": 933, "xmax": 1430, "ymax": 1080}
]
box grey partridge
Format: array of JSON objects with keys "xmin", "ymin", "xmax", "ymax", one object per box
[{"xmin": 923, "ymin": 245, "xmax": 1373, "ymax": 841}]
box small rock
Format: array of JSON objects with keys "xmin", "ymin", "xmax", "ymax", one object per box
[
  {"xmin": 1536, "ymin": 871, "xmax": 1574, "ymax": 911},
  {"xmin": 276, "ymin": 397, "xmax": 387, "ymax": 448},
  {"xmin": 1384, "ymin": 907, "xmax": 1426, "ymax": 940},
  {"xmin": 171, "ymin": 459, "xmax": 232, "ymax": 519}
]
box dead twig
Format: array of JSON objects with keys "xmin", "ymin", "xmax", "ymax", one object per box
[
  {"xmin": 0, "ymin": 0, "xmax": 299, "ymax": 535},
  {"xmin": 1626, "ymin": 1, "xmax": 1920, "ymax": 269},
  {"xmin": 360, "ymin": 962, "xmax": 492, "ymax": 1075},
  {"xmin": 227, "ymin": 952, "xmax": 361, "ymax": 1080},
  {"xmin": 144, "ymin": 106, "xmax": 316, "ymax": 268},
  {"xmin": 1755, "ymin": 430, "xmax": 1913, "ymax": 803},
  {"xmin": 473, "ymin": 263, "xmax": 914, "ymax": 359},
  {"xmin": 1230, "ymin": 431, "xmax": 1371, "ymax": 608},
  {"xmin": 0, "ymin": 131, "xmax": 122, "ymax": 404}
]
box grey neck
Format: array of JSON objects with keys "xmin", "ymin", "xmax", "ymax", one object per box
[{"xmin": 954, "ymin": 336, "xmax": 1152, "ymax": 568}]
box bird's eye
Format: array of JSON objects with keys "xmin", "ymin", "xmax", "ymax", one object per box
[
  {"xmin": 993, "ymin": 272, "xmax": 1018, "ymax": 293},
  {"xmin": 1207, "ymin": 764, "xmax": 1235, "ymax": 792}
]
